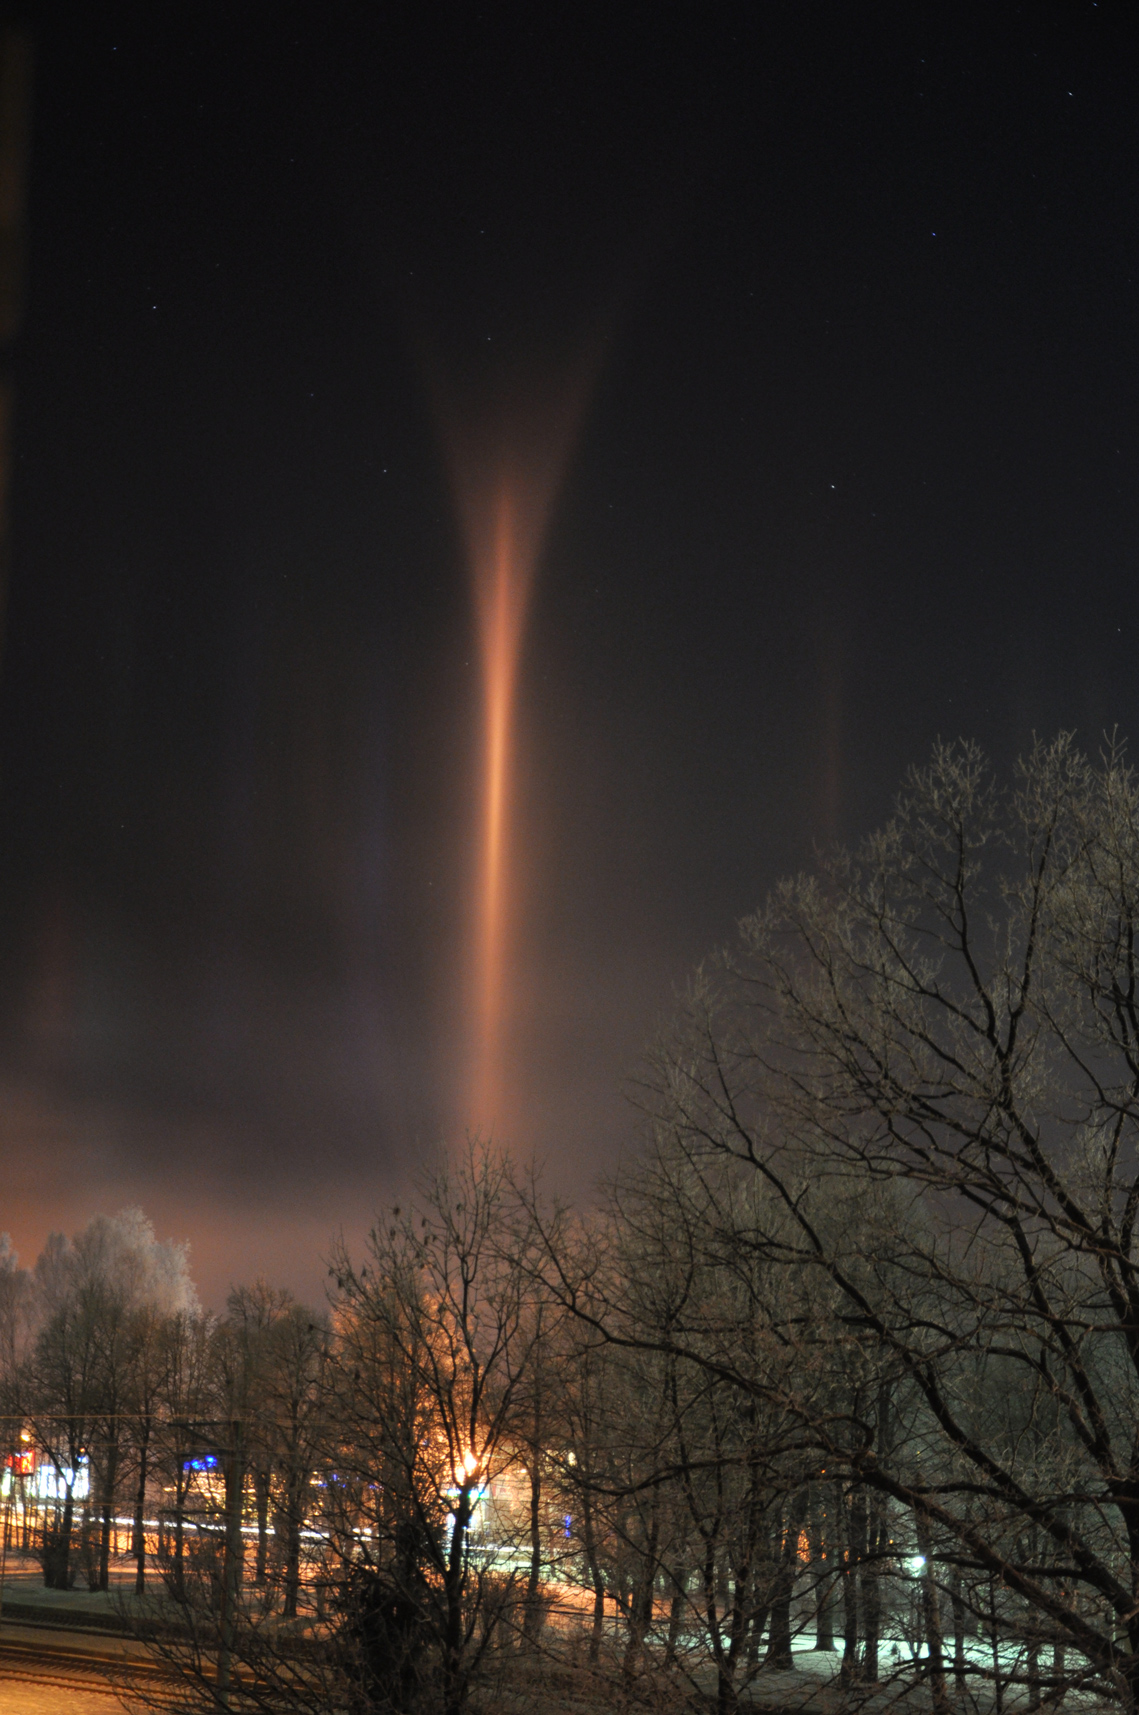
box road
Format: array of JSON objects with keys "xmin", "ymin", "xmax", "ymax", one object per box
[{"xmin": 0, "ymin": 1620, "xmax": 168, "ymax": 1713}]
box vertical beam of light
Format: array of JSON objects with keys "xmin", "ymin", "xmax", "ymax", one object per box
[
  {"xmin": 440, "ymin": 359, "xmax": 596, "ymax": 1140},
  {"xmin": 471, "ymin": 482, "xmax": 531, "ymax": 1130}
]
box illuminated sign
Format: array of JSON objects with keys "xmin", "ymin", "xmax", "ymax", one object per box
[
  {"xmin": 4, "ymin": 1459, "xmax": 90, "ymax": 1502},
  {"xmin": 35, "ymin": 1460, "xmax": 89, "ymax": 1502}
]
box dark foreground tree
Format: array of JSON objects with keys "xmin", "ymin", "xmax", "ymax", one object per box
[
  {"xmin": 323, "ymin": 1143, "xmax": 549, "ymax": 1715},
  {"xmin": 626, "ymin": 736, "xmax": 1139, "ymax": 1712}
]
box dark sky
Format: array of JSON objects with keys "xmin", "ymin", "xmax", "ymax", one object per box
[{"xmin": 0, "ymin": 2, "xmax": 1135, "ymax": 1302}]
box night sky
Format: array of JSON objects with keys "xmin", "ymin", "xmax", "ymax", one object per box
[{"xmin": 1, "ymin": 3, "xmax": 1135, "ymax": 1301}]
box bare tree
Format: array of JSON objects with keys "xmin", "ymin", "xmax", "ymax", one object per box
[
  {"xmin": 152, "ymin": 1305, "xmax": 218, "ymax": 1604},
  {"xmin": 25, "ymin": 1209, "xmax": 195, "ymax": 1590},
  {"xmin": 264, "ymin": 1300, "xmax": 328, "ymax": 1620},
  {"xmin": 123, "ymin": 1146, "xmax": 551, "ymax": 1715},
  {"xmin": 535, "ymin": 1146, "xmax": 837, "ymax": 1714},
  {"xmin": 637, "ymin": 735, "xmax": 1139, "ymax": 1711},
  {"xmin": 324, "ymin": 1141, "xmax": 547, "ymax": 1715}
]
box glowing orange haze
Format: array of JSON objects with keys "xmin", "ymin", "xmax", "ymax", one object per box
[
  {"xmin": 472, "ymin": 485, "xmax": 529, "ymax": 1128},
  {"xmin": 447, "ymin": 385, "xmax": 587, "ymax": 1138},
  {"xmin": 459, "ymin": 469, "xmax": 554, "ymax": 1134}
]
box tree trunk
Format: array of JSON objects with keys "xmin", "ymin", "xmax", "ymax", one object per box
[
  {"xmin": 1027, "ymin": 1638, "xmax": 1041, "ymax": 1710},
  {"xmin": 863, "ymin": 1383, "xmax": 892, "ymax": 1685},
  {"xmin": 990, "ymin": 1575, "xmax": 1004, "ymax": 1715},
  {"xmin": 133, "ymin": 1422, "xmax": 150, "ymax": 1594},
  {"xmin": 722, "ymin": 1570, "xmax": 751, "ymax": 1704},
  {"xmin": 816, "ymin": 1567, "xmax": 836, "ymax": 1652},
  {"xmin": 80, "ymin": 1494, "xmax": 98, "ymax": 1590},
  {"xmin": 442, "ymin": 1485, "xmax": 473, "ymax": 1715},
  {"xmin": 254, "ymin": 1466, "xmax": 270, "ymax": 1586},
  {"xmin": 665, "ymin": 1570, "xmax": 686, "ymax": 1665},
  {"xmin": 950, "ymin": 1567, "xmax": 967, "ymax": 1693},
  {"xmin": 171, "ymin": 1470, "xmax": 186, "ymax": 1603},
  {"xmin": 60, "ymin": 1489, "xmax": 74, "ymax": 1589},
  {"xmin": 579, "ymin": 1486, "xmax": 606, "ymax": 1663},
  {"xmin": 622, "ymin": 1506, "xmax": 659, "ymax": 1685},
  {"xmin": 98, "ymin": 1434, "xmax": 119, "ymax": 1592},
  {"xmin": 811, "ymin": 1489, "xmax": 835, "ymax": 1652},
  {"xmin": 747, "ymin": 1572, "xmax": 771, "ymax": 1673},
  {"xmin": 1052, "ymin": 1587, "xmax": 1068, "ymax": 1684},
  {"xmin": 914, "ymin": 1506, "xmax": 950, "ymax": 1715},
  {"xmin": 717, "ymin": 1617, "xmax": 741, "ymax": 1715},
  {"xmin": 862, "ymin": 1491, "xmax": 888, "ymax": 1682},
  {"xmin": 700, "ymin": 1529, "xmax": 726, "ymax": 1695},
  {"xmin": 523, "ymin": 1450, "xmax": 543, "ymax": 1646},
  {"xmin": 840, "ymin": 1486, "xmax": 866, "ymax": 1684},
  {"xmin": 765, "ymin": 1490, "xmax": 809, "ymax": 1671},
  {"xmin": 282, "ymin": 1464, "xmax": 303, "ymax": 1619},
  {"xmin": 45, "ymin": 1488, "xmax": 74, "ymax": 1589}
]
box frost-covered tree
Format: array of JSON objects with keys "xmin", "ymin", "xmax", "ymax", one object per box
[
  {"xmin": 639, "ymin": 736, "xmax": 1139, "ymax": 1712},
  {"xmin": 27, "ymin": 1207, "xmax": 195, "ymax": 1588}
]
